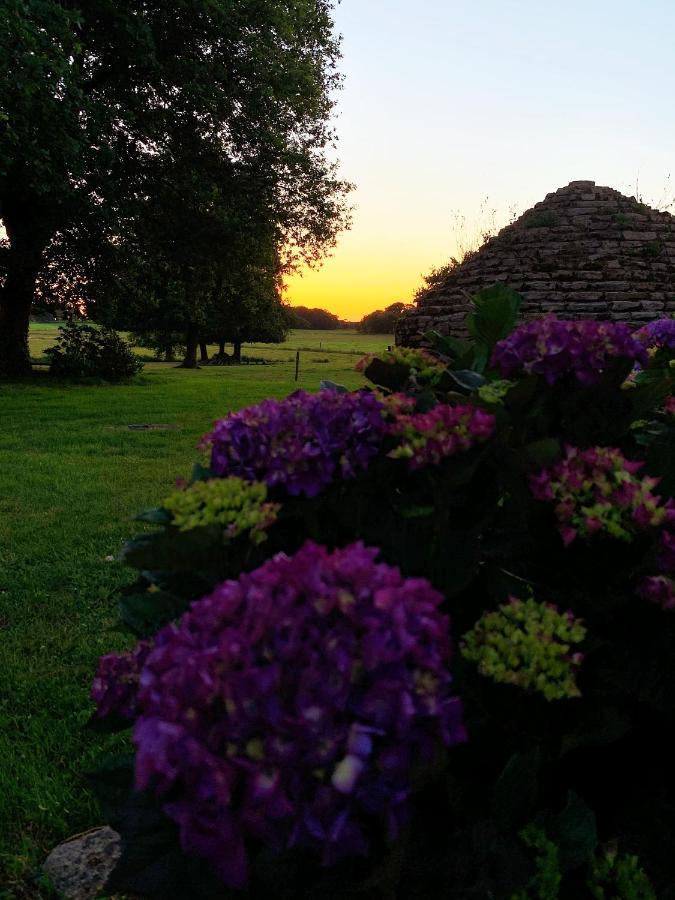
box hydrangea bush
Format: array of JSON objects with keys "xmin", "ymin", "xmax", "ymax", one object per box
[
  {"xmin": 96, "ymin": 543, "xmax": 465, "ymax": 887},
  {"xmin": 93, "ymin": 298, "xmax": 675, "ymax": 898}
]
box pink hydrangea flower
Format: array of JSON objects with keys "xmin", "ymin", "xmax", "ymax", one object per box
[{"xmin": 530, "ymin": 446, "xmax": 675, "ymax": 545}]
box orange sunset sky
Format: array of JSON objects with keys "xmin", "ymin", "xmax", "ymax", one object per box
[{"xmin": 284, "ymin": 0, "xmax": 675, "ymax": 322}]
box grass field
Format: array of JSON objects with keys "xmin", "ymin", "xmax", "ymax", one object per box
[
  {"xmin": 0, "ymin": 327, "xmax": 392, "ymax": 896},
  {"xmin": 28, "ymin": 323, "xmax": 393, "ymax": 364}
]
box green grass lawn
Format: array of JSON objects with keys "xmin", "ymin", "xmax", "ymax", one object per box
[
  {"xmin": 28, "ymin": 324, "xmax": 393, "ymax": 364},
  {"xmin": 0, "ymin": 329, "xmax": 391, "ymax": 896}
]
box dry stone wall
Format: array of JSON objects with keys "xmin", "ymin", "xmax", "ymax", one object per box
[{"xmin": 397, "ymin": 181, "xmax": 675, "ymax": 346}]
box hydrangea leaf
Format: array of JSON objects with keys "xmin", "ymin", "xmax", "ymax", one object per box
[
  {"xmin": 492, "ymin": 748, "xmax": 541, "ymax": 832},
  {"xmin": 539, "ymin": 792, "xmax": 597, "ymax": 873},
  {"xmin": 119, "ymin": 588, "xmax": 189, "ymax": 638},
  {"xmin": 364, "ymin": 357, "xmax": 415, "ymax": 391},
  {"xmin": 319, "ymin": 379, "xmax": 348, "ymax": 393},
  {"xmin": 466, "ymin": 286, "xmax": 523, "ymax": 348},
  {"xmin": 135, "ymin": 507, "xmax": 172, "ymax": 525},
  {"xmin": 448, "ymin": 369, "xmax": 488, "ymax": 391}
]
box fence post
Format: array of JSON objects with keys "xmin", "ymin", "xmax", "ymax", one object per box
[{"xmin": 295, "ymin": 350, "xmax": 300, "ymax": 382}]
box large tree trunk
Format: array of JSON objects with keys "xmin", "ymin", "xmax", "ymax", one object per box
[
  {"xmin": 218, "ymin": 340, "xmax": 226, "ymax": 356},
  {"xmin": 199, "ymin": 342, "xmax": 209, "ymax": 363},
  {"xmin": 0, "ymin": 233, "xmax": 44, "ymax": 377},
  {"xmin": 232, "ymin": 340, "xmax": 242, "ymax": 364},
  {"xmin": 180, "ymin": 326, "xmax": 199, "ymax": 368}
]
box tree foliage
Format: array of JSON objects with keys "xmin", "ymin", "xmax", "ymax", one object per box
[
  {"xmin": 286, "ymin": 305, "xmax": 342, "ymax": 329},
  {"xmin": 358, "ymin": 301, "xmax": 411, "ymax": 334},
  {"xmin": 0, "ymin": 0, "xmax": 351, "ymax": 375}
]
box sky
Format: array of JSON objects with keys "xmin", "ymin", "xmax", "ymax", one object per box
[{"xmin": 284, "ymin": 0, "xmax": 675, "ymax": 321}]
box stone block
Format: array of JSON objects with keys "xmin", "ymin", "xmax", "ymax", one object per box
[
  {"xmin": 565, "ymin": 303, "xmax": 609, "ymax": 313},
  {"xmin": 604, "ymin": 293, "xmax": 643, "ymax": 303},
  {"xmin": 609, "ymin": 301, "xmax": 641, "ymax": 311},
  {"xmin": 640, "ymin": 300, "xmax": 666, "ymax": 311},
  {"xmin": 570, "ymin": 291, "xmax": 603, "ymax": 301},
  {"xmin": 600, "ymin": 281, "xmax": 630, "ymax": 290},
  {"xmin": 43, "ymin": 827, "xmax": 121, "ymax": 900},
  {"xmin": 622, "ymin": 231, "xmax": 657, "ymax": 241}
]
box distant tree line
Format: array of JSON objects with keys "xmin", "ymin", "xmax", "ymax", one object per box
[
  {"xmin": 284, "ymin": 301, "xmax": 411, "ymax": 334},
  {"xmin": 286, "ymin": 306, "xmax": 342, "ymax": 330},
  {"xmin": 357, "ymin": 302, "xmax": 411, "ymax": 334}
]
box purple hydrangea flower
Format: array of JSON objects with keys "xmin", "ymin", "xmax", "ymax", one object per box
[
  {"xmin": 202, "ymin": 390, "xmax": 388, "ymax": 498},
  {"xmin": 658, "ymin": 529, "xmax": 675, "ymax": 572},
  {"xmin": 93, "ymin": 543, "xmax": 465, "ymax": 887},
  {"xmin": 639, "ymin": 575, "xmax": 675, "ymax": 611},
  {"xmin": 491, "ymin": 315, "xmax": 648, "ymax": 385},
  {"xmin": 530, "ymin": 446, "xmax": 675, "ymax": 546},
  {"xmin": 91, "ymin": 640, "xmax": 152, "ymax": 721},
  {"xmin": 634, "ymin": 318, "xmax": 675, "ymax": 351}
]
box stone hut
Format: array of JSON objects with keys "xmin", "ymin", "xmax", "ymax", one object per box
[{"xmin": 396, "ymin": 180, "xmax": 675, "ymax": 346}]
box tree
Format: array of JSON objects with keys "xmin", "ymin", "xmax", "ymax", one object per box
[
  {"xmin": 208, "ymin": 251, "xmax": 290, "ymax": 364},
  {"xmin": 123, "ymin": 224, "xmax": 290, "ymax": 366},
  {"xmin": 358, "ymin": 302, "xmax": 411, "ymax": 334},
  {"xmin": 0, "ymin": 0, "xmax": 350, "ymax": 376},
  {"xmin": 95, "ymin": 140, "xmax": 291, "ymax": 367},
  {"xmin": 287, "ymin": 306, "xmax": 342, "ymax": 329}
]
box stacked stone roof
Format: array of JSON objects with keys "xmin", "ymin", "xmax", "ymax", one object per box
[{"xmin": 397, "ymin": 180, "xmax": 675, "ymax": 346}]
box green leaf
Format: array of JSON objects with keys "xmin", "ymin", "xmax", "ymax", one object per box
[
  {"xmin": 504, "ymin": 374, "xmax": 540, "ymax": 410},
  {"xmin": 121, "ymin": 525, "xmax": 224, "ymax": 573},
  {"xmin": 466, "ymin": 286, "xmax": 523, "ymax": 347},
  {"xmin": 190, "ymin": 463, "xmax": 212, "ymax": 483},
  {"xmin": 363, "ymin": 357, "xmax": 411, "ymax": 391},
  {"xmin": 523, "ymin": 438, "xmax": 561, "ymax": 468},
  {"xmin": 630, "ymin": 375, "xmax": 674, "ymax": 419},
  {"xmin": 397, "ymin": 504, "xmax": 435, "ymax": 519},
  {"xmin": 424, "ymin": 329, "xmax": 472, "ymax": 361},
  {"xmin": 135, "ymin": 507, "xmax": 172, "ymax": 525},
  {"xmin": 448, "ymin": 369, "xmax": 487, "ymax": 391},
  {"xmin": 472, "ymin": 342, "xmax": 490, "ymax": 374},
  {"xmin": 492, "ymin": 748, "xmax": 541, "ymax": 831},
  {"xmin": 541, "ymin": 792, "xmax": 597, "ymax": 872},
  {"xmin": 119, "ymin": 588, "xmax": 190, "ymax": 637}
]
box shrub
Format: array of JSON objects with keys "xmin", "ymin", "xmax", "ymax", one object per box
[
  {"xmin": 95, "ymin": 542, "xmax": 465, "ymax": 888},
  {"xmin": 92, "ymin": 290, "xmax": 675, "ymax": 897},
  {"xmin": 45, "ymin": 320, "xmax": 143, "ymax": 381}
]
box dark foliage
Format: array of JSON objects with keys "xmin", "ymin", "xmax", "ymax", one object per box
[
  {"xmin": 287, "ymin": 306, "xmax": 342, "ymax": 329},
  {"xmin": 45, "ymin": 320, "xmax": 143, "ymax": 382},
  {"xmin": 358, "ymin": 302, "xmax": 411, "ymax": 334}
]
